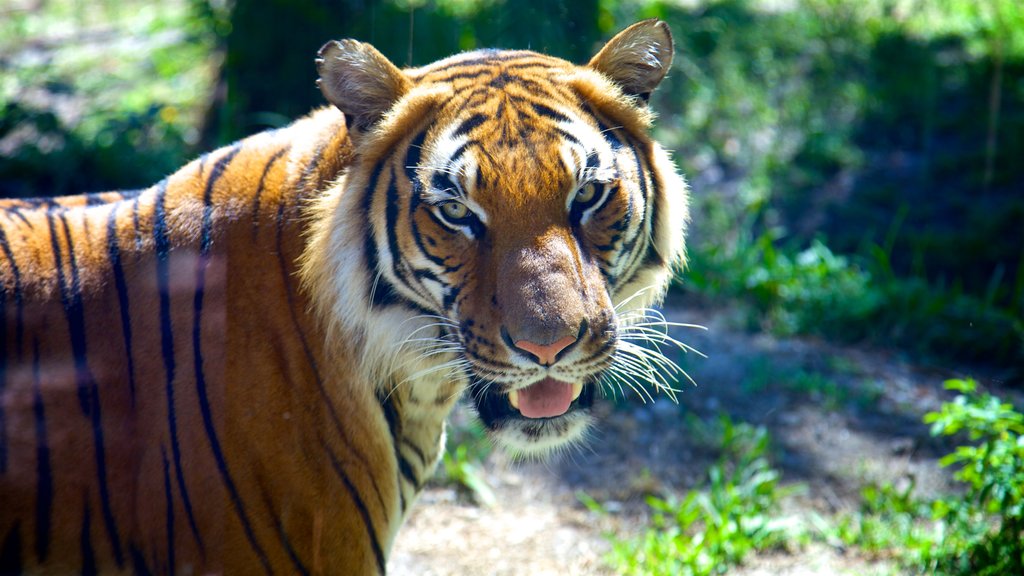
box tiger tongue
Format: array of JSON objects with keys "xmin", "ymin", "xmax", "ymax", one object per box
[{"xmin": 517, "ymin": 378, "xmax": 574, "ymax": 419}]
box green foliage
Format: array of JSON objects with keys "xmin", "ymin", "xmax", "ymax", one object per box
[
  {"xmin": 685, "ymin": 219, "xmax": 1024, "ymax": 369},
  {"xmin": 588, "ymin": 417, "xmax": 801, "ymax": 575},
  {"xmin": 832, "ymin": 479, "xmax": 936, "ymax": 566},
  {"xmin": 923, "ymin": 378, "xmax": 1024, "ymax": 575},
  {"xmin": 4, "ymin": 0, "xmax": 1022, "ymax": 374},
  {"xmin": 897, "ymin": 0, "xmax": 1024, "ymax": 58},
  {"xmin": 214, "ymin": 0, "xmax": 601, "ymax": 142},
  {"xmin": 688, "ymin": 231, "xmax": 879, "ymax": 337},
  {"xmin": 835, "ymin": 378, "xmax": 1024, "ymax": 574},
  {"xmin": 437, "ymin": 419, "xmax": 495, "ymax": 507},
  {"xmin": 647, "ymin": 0, "xmax": 1023, "ymax": 373},
  {"xmin": 0, "ymin": 0, "xmax": 218, "ymax": 196}
]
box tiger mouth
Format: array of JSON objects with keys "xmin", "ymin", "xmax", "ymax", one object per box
[{"xmin": 471, "ymin": 377, "xmax": 596, "ymax": 428}]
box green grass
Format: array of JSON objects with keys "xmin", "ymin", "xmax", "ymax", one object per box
[
  {"xmin": 683, "ymin": 226, "xmax": 1024, "ymax": 372},
  {"xmin": 582, "ymin": 379, "xmax": 1024, "ymax": 575},
  {"xmin": 827, "ymin": 379, "xmax": 1024, "ymax": 575},
  {"xmin": 582, "ymin": 416, "xmax": 804, "ymax": 576},
  {"xmin": 435, "ymin": 417, "xmax": 496, "ymax": 507}
]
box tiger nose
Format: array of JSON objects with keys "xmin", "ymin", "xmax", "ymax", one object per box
[{"xmin": 512, "ymin": 335, "xmax": 577, "ymax": 366}]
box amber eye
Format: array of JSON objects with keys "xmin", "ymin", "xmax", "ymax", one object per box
[
  {"xmin": 440, "ymin": 200, "xmax": 470, "ymax": 221},
  {"xmin": 574, "ymin": 184, "xmax": 598, "ymax": 205}
]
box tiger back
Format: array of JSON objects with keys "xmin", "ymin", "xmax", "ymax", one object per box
[{"xmin": 0, "ymin": 20, "xmax": 688, "ymax": 574}]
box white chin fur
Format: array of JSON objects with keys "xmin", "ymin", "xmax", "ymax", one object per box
[{"xmin": 489, "ymin": 411, "xmax": 593, "ymax": 458}]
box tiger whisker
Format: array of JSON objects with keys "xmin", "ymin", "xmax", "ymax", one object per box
[
  {"xmin": 601, "ymin": 363, "xmax": 655, "ymax": 404},
  {"xmin": 613, "ymin": 347, "xmax": 677, "ymax": 392},
  {"xmin": 613, "ymin": 286, "xmax": 658, "ymax": 312},
  {"xmin": 619, "ymin": 326, "xmax": 707, "ymax": 358}
]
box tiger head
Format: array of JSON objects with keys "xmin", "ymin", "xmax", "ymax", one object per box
[{"xmin": 305, "ymin": 20, "xmax": 688, "ymax": 456}]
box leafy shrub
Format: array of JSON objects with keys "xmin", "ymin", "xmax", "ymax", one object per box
[
  {"xmin": 837, "ymin": 378, "xmax": 1024, "ymax": 574},
  {"xmin": 586, "ymin": 417, "xmax": 801, "ymax": 576},
  {"xmin": 922, "ymin": 378, "xmax": 1024, "ymax": 574}
]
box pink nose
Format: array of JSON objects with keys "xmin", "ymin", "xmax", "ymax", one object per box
[{"xmin": 514, "ymin": 335, "xmax": 577, "ymax": 366}]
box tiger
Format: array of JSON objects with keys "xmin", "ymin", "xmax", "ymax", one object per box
[{"xmin": 0, "ymin": 19, "xmax": 689, "ymax": 575}]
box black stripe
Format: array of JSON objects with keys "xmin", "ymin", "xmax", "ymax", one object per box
[
  {"xmin": 620, "ymin": 142, "xmax": 654, "ymax": 281},
  {"xmin": 398, "ymin": 453, "xmax": 420, "ymax": 489},
  {"xmin": 262, "ymin": 200, "xmax": 313, "ymax": 573},
  {"xmin": 412, "ymin": 50, "xmax": 531, "ymax": 76},
  {"xmin": 250, "ymin": 146, "xmax": 291, "ymax": 239},
  {"xmin": 404, "ymin": 130, "xmax": 426, "ymax": 188},
  {"xmin": 321, "ymin": 442, "xmax": 386, "ymax": 576},
  {"xmin": 17, "ymin": 197, "xmax": 60, "ymax": 210},
  {"xmin": 118, "ymin": 188, "xmax": 145, "ymax": 199},
  {"xmin": 192, "ymin": 146, "xmax": 275, "ymax": 574},
  {"xmin": 377, "ymin": 392, "xmax": 421, "ymax": 491},
  {"xmin": 130, "ymin": 544, "xmax": 154, "ymax": 576},
  {"xmin": 640, "ymin": 161, "xmax": 666, "ymax": 268},
  {"xmin": 430, "ymin": 173, "xmax": 455, "ymax": 195},
  {"xmin": 0, "ymin": 225, "xmax": 25, "ymax": 361},
  {"xmin": 385, "ymin": 168, "xmax": 410, "ymax": 290},
  {"xmin": 555, "ymin": 127, "xmax": 582, "ymax": 146},
  {"xmin": 32, "ymin": 340, "xmax": 53, "ymax": 562},
  {"xmin": 401, "ymin": 439, "xmax": 427, "ymax": 468},
  {"xmin": 298, "ymin": 140, "xmax": 328, "ymax": 192},
  {"xmin": 0, "ymin": 523, "xmax": 22, "ymax": 575},
  {"xmin": 361, "ymin": 161, "xmax": 401, "ymax": 308},
  {"xmin": 272, "ymin": 516, "xmax": 310, "ymax": 576},
  {"xmin": 584, "ymin": 105, "xmax": 623, "ymax": 150},
  {"xmin": 619, "ymin": 142, "xmax": 648, "ymax": 259},
  {"xmin": 449, "ymin": 141, "xmax": 470, "ymax": 164},
  {"xmin": 256, "ymin": 482, "xmax": 311, "ymax": 576},
  {"xmin": 441, "ymin": 284, "xmax": 461, "ymax": 313},
  {"xmin": 3, "ymin": 206, "xmax": 32, "ymax": 228},
  {"xmin": 51, "ymin": 212, "xmax": 124, "ymax": 567},
  {"xmin": 161, "ymin": 447, "xmax": 174, "ymax": 576},
  {"xmin": 80, "ymin": 503, "xmax": 97, "ymax": 576},
  {"xmin": 107, "ymin": 203, "xmax": 138, "ymax": 405},
  {"xmin": 385, "ymin": 166, "xmax": 441, "ymax": 312},
  {"xmin": 274, "ymin": 202, "xmax": 391, "ymax": 517},
  {"xmin": 409, "ymin": 202, "xmax": 450, "ymax": 271},
  {"xmin": 84, "ymin": 192, "xmax": 119, "ymax": 206},
  {"xmin": 431, "ymin": 68, "xmax": 492, "ymax": 84},
  {"xmin": 532, "ymin": 102, "xmax": 571, "ymax": 123},
  {"xmin": 153, "ymin": 179, "xmax": 205, "ymax": 551},
  {"xmin": 453, "ymin": 114, "xmax": 486, "ymax": 137},
  {"xmin": 392, "ymin": 130, "xmax": 444, "ymax": 309},
  {"xmin": 131, "ymin": 197, "xmax": 143, "ymax": 250}
]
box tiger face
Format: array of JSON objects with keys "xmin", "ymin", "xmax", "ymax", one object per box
[{"xmin": 309, "ymin": 20, "xmax": 688, "ymax": 456}]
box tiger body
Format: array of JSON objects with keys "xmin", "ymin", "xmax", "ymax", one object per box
[{"xmin": 0, "ymin": 21, "xmax": 688, "ymax": 575}]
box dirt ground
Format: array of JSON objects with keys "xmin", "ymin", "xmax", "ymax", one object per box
[{"xmin": 387, "ymin": 298, "xmax": 1014, "ymax": 575}]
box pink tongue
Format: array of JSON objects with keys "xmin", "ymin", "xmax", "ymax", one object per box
[{"xmin": 517, "ymin": 378, "xmax": 574, "ymax": 419}]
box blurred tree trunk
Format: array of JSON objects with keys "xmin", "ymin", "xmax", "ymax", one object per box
[{"xmin": 197, "ymin": 0, "xmax": 600, "ymax": 146}]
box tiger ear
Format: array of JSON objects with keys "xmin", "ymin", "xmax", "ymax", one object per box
[
  {"xmin": 316, "ymin": 39, "xmax": 410, "ymax": 130},
  {"xmin": 587, "ymin": 19, "xmax": 674, "ymax": 101}
]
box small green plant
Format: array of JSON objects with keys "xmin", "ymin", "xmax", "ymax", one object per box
[
  {"xmin": 833, "ymin": 478, "xmax": 935, "ymax": 562},
  {"xmin": 922, "ymin": 378, "xmax": 1024, "ymax": 575},
  {"xmin": 585, "ymin": 416, "xmax": 801, "ymax": 576},
  {"xmin": 438, "ymin": 419, "xmax": 495, "ymax": 507},
  {"xmin": 835, "ymin": 378, "xmax": 1024, "ymax": 574}
]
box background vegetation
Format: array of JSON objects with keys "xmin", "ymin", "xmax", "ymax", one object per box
[
  {"xmin": 2, "ymin": 0, "xmax": 1022, "ymax": 572},
  {"xmin": 3, "ymin": 0, "xmax": 1020, "ymax": 375}
]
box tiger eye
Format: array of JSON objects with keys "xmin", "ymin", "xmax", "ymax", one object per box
[
  {"xmin": 441, "ymin": 200, "xmax": 469, "ymax": 220},
  {"xmin": 575, "ymin": 184, "xmax": 597, "ymax": 204}
]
